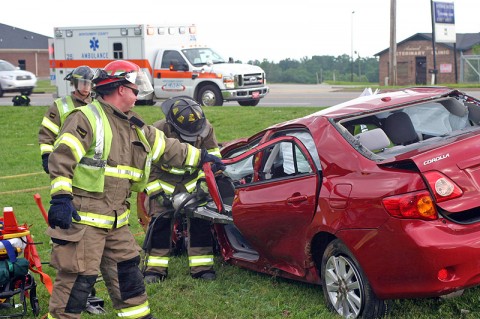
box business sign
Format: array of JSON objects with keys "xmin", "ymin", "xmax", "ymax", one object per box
[
  {"xmin": 433, "ymin": 1, "xmax": 456, "ymax": 43},
  {"xmin": 440, "ymin": 63, "xmax": 452, "ymax": 73},
  {"xmin": 434, "ymin": 2, "xmax": 455, "ymax": 24}
]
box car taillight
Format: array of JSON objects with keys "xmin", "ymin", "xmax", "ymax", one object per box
[
  {"xmin": 423, "ymin": 171, "xmax": 463, "ymax": 203},
  {"xmin": 382, "ymin": 190, "xmax": 438, "ymax": 220}
]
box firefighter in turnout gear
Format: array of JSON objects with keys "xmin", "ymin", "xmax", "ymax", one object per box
[
  {"xmin": 142, "ymin": 96, "xmax": 222, "ymax": 283},
  {"xmin": 45, "ymin": 60, "xmax": 224, "ymax": 319},
  {"xmin": 38, "ymin": 65, "xmax": 94, "ymax": 174}
]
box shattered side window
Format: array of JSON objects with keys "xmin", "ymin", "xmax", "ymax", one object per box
[
  {"xmin": 285, "ymin": 131, "xmax": 321, "ymax": 171},
  {"xmin": 223, "ymin": 154, "xmax": 255, "ymax": 184},
  {"xmin": 258, "ymin": 141, "xmax": 314, "ymax": 181}
]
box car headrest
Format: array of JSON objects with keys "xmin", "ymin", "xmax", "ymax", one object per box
[
  {"xmin": 467, "ymin": 103, "xmax": 480, "ymax": 125},
  {"xmin": 355, "ymin": 128, "xmax": 391, "ymax": 151},
  {"xmin": 439, "ymin": 98, "xmax": 468, "ymax": 117}
]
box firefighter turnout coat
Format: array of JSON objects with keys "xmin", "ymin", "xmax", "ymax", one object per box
[
  {"xmin": 143, "ymin": 119, "xmax": 221, "ymax": 278},
  {"xmin": 38, "ymin": 94, "xmax": 92, "ymax": 156},
  {"xmin": 46, "ymin": 97, "xmax": 200, "ymax": 319}
]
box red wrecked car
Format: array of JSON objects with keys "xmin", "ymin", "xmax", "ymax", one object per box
[{"xmin": 206, "ymin": 87, "xmax": 480, "ymax": 318}]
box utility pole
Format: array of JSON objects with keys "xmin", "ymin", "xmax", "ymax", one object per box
[
  {"xmin": 388, "ymin": 0, "xmax": 397, "ymax": 86},
  {"xmin": 351, "ymin": 11, "xmax": 355, "ymax": 82},
  {"xmin": 430, "ymin": 0, "xmax": 437, "ymax": 85}
]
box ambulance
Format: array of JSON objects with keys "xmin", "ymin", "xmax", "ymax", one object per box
[{"xmin": 49, "ymin": 24, "xmax": 269, "ymax": 106}]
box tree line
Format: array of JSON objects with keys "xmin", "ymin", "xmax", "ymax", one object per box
[{"xmin": 243, "ymin": 54, "xmax": 379, "ymax": 84}]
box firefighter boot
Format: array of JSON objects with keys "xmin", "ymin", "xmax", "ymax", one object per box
[{"xmin": 144, "ymin": 272, "xmax": 166, "ymax": 284}]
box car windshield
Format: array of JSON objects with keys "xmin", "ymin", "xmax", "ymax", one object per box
[
  {"xmin": 181, "ymin": 48, "xmax": 226, "ymax": 66},
  {"xmin": 0, "ymin": 61, "xmax": 17, "ymax": 72},
  {"xmin": 337, "ymin": 95, "xmax": 480, "ymax": 158}
]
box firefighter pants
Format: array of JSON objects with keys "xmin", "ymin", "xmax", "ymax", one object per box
[
  {"xmin": 143, "ymin": 210, "xmax": 214, "ymax": 277},
  {"xmin": 47, "ymin": 223, "xmax": 150, "ymax": 319}
]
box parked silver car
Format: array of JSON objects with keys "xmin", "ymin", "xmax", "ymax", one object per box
[{"xmin": 0, "ymin": 60, "xmax": 37, "ymax": 97}]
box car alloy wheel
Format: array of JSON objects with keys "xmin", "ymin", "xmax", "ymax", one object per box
[
  {"xmin": 324, "ymin": 254, "xmax": 363, "ymax": 318},
  {"xmin": 321, "ymin": 239, "xmax": 388, "ymax": 319}
]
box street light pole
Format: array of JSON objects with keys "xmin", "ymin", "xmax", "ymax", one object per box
[
  {"xmin": 351, "ymin": 10, "xmax": 355, "ymax": 82},
  {"xmin": 389, "ymin": 0, "xmax": 397, "ymax": 86}
]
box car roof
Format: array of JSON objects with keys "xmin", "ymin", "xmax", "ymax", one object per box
[
  {"xmin": 310, "ymin": 87, "xmax": 456, "ymax": 119},
  {"xmin": 221, "ymin": 87, "xmax": 464, "ymax": 153}
]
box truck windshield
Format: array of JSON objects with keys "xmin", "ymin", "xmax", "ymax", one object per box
[{"xmin": 181, "ymin": 48, "xmax": 226, "ymax": 66}]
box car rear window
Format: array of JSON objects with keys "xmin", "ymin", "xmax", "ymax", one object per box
[{"xmin": 338, "ymin": 96, "xmax": 480, "ymax": 158}]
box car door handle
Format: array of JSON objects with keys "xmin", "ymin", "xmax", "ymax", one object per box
[{"xmin": 287, "ymin": 194, "xmax": 308, "ymax": 204}]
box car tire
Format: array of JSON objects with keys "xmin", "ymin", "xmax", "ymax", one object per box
[
  {"xmin": 197, "ymin": 84, "xmax": 223, "ymax": 106},
  {"xmin": 0, "ymin": 85, "xmax": 4, "ymax": 97},
  {"xmin": 321, "ymin": 239, "xmax": 389, "ymax": 319}
]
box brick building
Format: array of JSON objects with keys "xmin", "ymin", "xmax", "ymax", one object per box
[
  {"xmin": 375, "ymin": 33, "xmax": 480, "ymax": 86},
  {"xmin": 0, "ymin": 23, "xmax": 51, "ymax": 78}
]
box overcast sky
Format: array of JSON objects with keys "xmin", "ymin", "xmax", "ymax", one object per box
[{"xmin": 2, "ymin": 0, "xmax": 474, "ymax": 63}]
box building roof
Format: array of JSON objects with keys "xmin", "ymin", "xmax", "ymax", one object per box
[
  {"xmin": 0, "ymin": 23, "xmax": 51, "ymax": 50},
  {"xmin": 374, "ymin": 32, "xmax": 480, "ymax": 56}
]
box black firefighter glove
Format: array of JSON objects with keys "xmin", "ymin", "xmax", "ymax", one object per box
[
  {"xmin": 42, "ymin": 153, "xmax": 50, "ymax": 174},
  {"xmin": 48, "ymin": 195, "xmax": 81, "ymax": 229},
  {"xmin": 199, "ymin": 149, "xmax": 226, "ymax": 173}
]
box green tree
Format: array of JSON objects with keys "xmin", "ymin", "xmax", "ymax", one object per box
[{"xmin": 240, "ymin": 54, "xmax": 379, "ymax": 84}]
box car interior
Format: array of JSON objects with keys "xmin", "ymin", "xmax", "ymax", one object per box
[
  {"xmin": 217, "ymin": 129, "xmax": 322, "ymax": 262},
  {"xmin": 340, "ymin": 96, "xmax": 480, "ymax": 157}
]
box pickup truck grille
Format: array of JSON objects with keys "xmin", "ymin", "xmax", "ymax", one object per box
[{"xmin": 237, "ymin": 73, "xmax": 265, "ymax": 88}]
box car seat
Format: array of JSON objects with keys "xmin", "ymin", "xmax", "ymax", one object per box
[
  {"xmin": 355, "ymin": 128, "xmax": 391, "ymax": 152},
  {"xmin": 383, "ymin": 112, "xmax": 419, "ymax": 146},
  {"xmin": 467, "ymin": 102, "xmax": 480, "ymax": 125}
]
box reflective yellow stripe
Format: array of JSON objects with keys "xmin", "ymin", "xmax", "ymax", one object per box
[
  {"xmin": 144, "ymin": 180, "xmax": 162, "ymax": 196},
  {"xmin": 77, "ymin": 212, "xmax": 115, "ymax": 228},
  {"xmin": 185, "ymin": 171, "xmax": 205, "ymax": 193},
  {"xmin": 208, "ymin": 147, "xmax": 221, "ymax": 158},
  {"xmin": 185, "ymin": 144, "xmax": 200, "ymax": 167},
  {"xmin": 58, "ymin": 96, "xmax": 74, "ymax": 114},
  {"xmin": 116, "ymin": 210, "xmax": 130, "ymax": 228},
  {"xmin": 146, "ymin": 256, "xmax": 169, "ymax": 267},
  {"xmin": 47, "ymin": 313, "xmax": 57, "ymax": 319},
  {"xmin": 151, "ymin": 129, "xmax": 165, "ymax": 163},
  {"xmin": 166, "ymin": 167, "xmax": 189, "ymax": 175},
  {"xmin": 117, "ymin": 301, "xmax": 150, "ymax": 318},
  {"xmin": 40, "ymin": 143, "xmax": 54, "ymax": 155},
  {"xmin": 51, "ymin": 176, "xmax": 72, "ymax": 195},
  {"xmin": 76, "ymin": 209, "xmax": 130, "ymax": 229},
  {"xmin": 189, "ymin": 255, "xmax": 214, "ymax": 267},
  {"xmin": 55, "ymin": 133, "xmax": 86, "ymax": 162},
  {"xmin": 41, "ymin": 117, "xmax": 59, "ymax": 135},
  {"xmin": 105, "ymin": 165, "xmax": 144, "ymax": 182},
  {"xmin": 158, "ymin": 180, "xmax": 175, "ymax": 195},
  {"xmin": 86, "ymin": 103, "xmax": 106, "ymax": 158}
]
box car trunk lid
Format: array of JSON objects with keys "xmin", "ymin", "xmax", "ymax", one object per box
[{"xmin": 381, "ymin": 132, "xmax": 480, "ymax": 220}]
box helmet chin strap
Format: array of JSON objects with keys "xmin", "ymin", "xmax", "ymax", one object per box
[{"xmin": 74, "ymin": 89, "xmax": 90, "ymax": 100}]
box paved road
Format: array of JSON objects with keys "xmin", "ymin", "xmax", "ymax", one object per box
[{"xmin": 1, "ymin": 84, "xmax": 479, "ymax": 107}]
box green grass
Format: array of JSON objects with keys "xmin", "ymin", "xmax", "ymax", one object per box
[
  {"xmin": 33, "ymin": 79, "xmax": 57, "ymax": 94},
  {"xmin": 2, "ymin": 105, "xmax": 480, "ymax": 318}
]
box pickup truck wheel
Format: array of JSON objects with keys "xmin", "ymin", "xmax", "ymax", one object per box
[
  {"xmin": 321, "ymin": 239, "xmax": 389, "ymax": 318},
  {"xmin": 198, "ymin": 85, "xmax": 223, "ymax": 106},
  {"xmin": 238, "ymin": 99, "xmax": 260, "ymax": 107}
]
